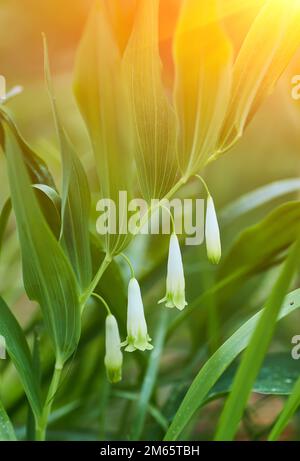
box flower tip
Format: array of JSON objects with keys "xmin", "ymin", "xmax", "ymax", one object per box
[{"xmin": 106, "ymin": 367, "xmax": 122, "ymax": 384}]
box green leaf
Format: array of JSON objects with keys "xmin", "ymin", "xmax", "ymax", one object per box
[
  {"xmin": 164, "ymin": 287, "xmax": 300, "ymax": 441},
  {"xmin": 219, "ymin": 179, "xmax": 300, "ymax": 227},
  {"xmin": 215, "ymin": 238, "xmax": 300, "ymax": 440},
  {"xmin": 73, "ymin": 0, "xmax": 133, "ymax": 255},
  {"xmin": 268, "ymin": 375, "xmax": 300, "ymax": 441},
  {"xmin": 33, "ymin": 185, "xmax": 61, "ymax": 239},
  {"xmin": 0, "ymin": 297, "xmax": 42, "ymax": 419},
  {"xmin": 219, "ymin": 201, "xmax": 300, "ymax": 285},
  {"xmin": 5, "ymin": 125, "xmax": 81, "ymax": 366},
  {"xmin": 44, "ymin": 37, "xmax": 92, "ymax": 290},
  {"xmin": 219, "ymin": 0, "xmax": 300, "ymax": 150},
  {"xmin": 173, "ymin": 0, "xmax": 232, "ymax": 175},
  {"xmin": 0, "ymin": 198, "xmax": 11, "ymax": 255},
  {"xmin": 122, "ymin": 0, "xmax": 177, "ymax": 198},
  {"xmin": 0, "ymin": 400, "xmax": 17, "ymax": 441},
  {"xmin": 208, "ymin": 353, "xmax": 300, "ymax": 401},
  {"xmin": 164, "ymin": 353, "xmax": 300, "ymax": 424},
  {"xmin": 0, "ymin": 105, "xmax": 56, "ymax": 188}
]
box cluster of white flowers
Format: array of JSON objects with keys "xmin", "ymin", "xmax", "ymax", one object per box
[{"xmin": 104, "ymin": 193, "xmax": 221, "ymax": 383}]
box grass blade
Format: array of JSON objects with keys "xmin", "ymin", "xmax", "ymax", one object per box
[
  {"xmin": 131, "ymin": 309, "xmax": 169, "ymax": 440},
  {"xmin": 164, "ymin": 287, "xmax": 300, "ymax": 440},
  {"xmin": 220, "ymin": 178, "xmax": 300, "ymax": 226},
  {"xmin": 215, "ymin": 238, "xmax": 300, "ymax": 440},
  {"xmin": 268, "ymin": 376, "xmax": 300, "ymax": 441}
]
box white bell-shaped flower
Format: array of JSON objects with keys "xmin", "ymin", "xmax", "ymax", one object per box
[
  {"xmin": 104, "ymin": 315, "xmax": 123, "ymax": 383},
  {"xmin": 205, "ymin": 195, "xmax": 221, "ymax": 264},
  {"xmin": 159, "ymin": 233, "xmax": 187, "ymax": 311},
  {"xmin": 122, "ymin": 278, "xmax": 153, "ymax": 352}
]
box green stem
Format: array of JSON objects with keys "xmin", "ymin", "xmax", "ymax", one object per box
[
  {"xmin": 120, "ymin": 253, "xmax": 135, "ymax": 278},
  {"xmin": 91, "ymin": 292, "xmax": 111, "ymax": 316},
  {"xmin": 35, "ymin": 363, "xmax": 63, "ymax": 441},
  {"xmin": 159, "ymin": 204, "xmax": 175, "ymax": 234},
  {"xmin": 80, "ymin": 254, "xmax": 112, "ymax": 309},
  {"xmin": 133, "ymin": 177, "xmax": 187, "ymax": 236},
  {"xmin": 195, "ymin": 174, "xmax": 210, "ymax": 196}
]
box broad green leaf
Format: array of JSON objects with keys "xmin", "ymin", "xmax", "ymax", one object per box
[
  {"xmin": 33, "ymin": 185, "xmax": 61, "ymax": 239},
  {"xmin": 268, "ymin": 375, "xmax": 300, "ymax": 441},
  {"xmin": 219, "ymin": 0, "xmax": 300, "ymax": 150},
  {"xmin": 0, "ymin": 297, "xmax": 42, "ymax": 419},
  {"xmin": 219, "ymin": 178, "xmax": 300, "ymax": 227},
  {"xmin": 5, "ymin": 126, "xmax": 81, "ymax": 366},
  {"xmin": 219, "ymin": 201, "xmax": 300, "ymax": 285},
  {"xmin": 0, "ymin": 400, "xmax": 17, "ymax": 441},
  {"xmin": 74, "ymin": 0, "xmax": 133, "ymax": 255},
  {"xmin": 122, "ymin": 0, "xmax": 178, "ymax": 199},
  {"xmin": 164, "ymin": 353, "xmax": 300, "ymax": 424},
  {"xmin": 0, "ymin": 105, "xmax": 56, "ymax": 188},
  {"xmin": 0, "ymin": 198, "xmax": 11, "ymax": 255},
  {"xmin": 173, "ymin": 0, "xmax": 232, "ymax": 175},
  {"xmin": 164, "ymin": 288, "xmax": 300, "ymax": 440},
  {"xmin": 44, "ymin": 37, "xmax": 92, "ymax": 290},
  {"xmin": 215, "ymin": 238, "xmax": 300, "ymax": 440},
  {"xmin": 208, "ymin": 353, "xmax": 300, "ymax": 402}
]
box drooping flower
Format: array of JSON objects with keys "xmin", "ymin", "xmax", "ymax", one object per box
[
  {"xmin": 122, "ymin": 278, "xmax": 153, "ymax": 352},
  {"xmin": 159, "ymin": 233, "xmax": 187, "ymax": 311},
  {"xmin": 104, "ymin": 315, "xmax": 123, "ymax": 383},
  {"xmin": 205, "ymin": 195, "xmax": 221, "ymax": 265}
]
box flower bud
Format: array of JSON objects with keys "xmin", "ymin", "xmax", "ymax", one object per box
[
  {"xmin": 205, "ymin": 195, "xmax": 221, "ymax": 264},
  {"xmin": 159, "ymin": 233, "xmax": 187, "ymax": 311},
  {"xmin": 122, "ymin": 278, "xmax": 153, "ymax": 352},
  {"xmin": 104, "ymin": 315, "xmax": 123, "ymax": 383}
]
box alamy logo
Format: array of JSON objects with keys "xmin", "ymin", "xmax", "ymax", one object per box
[
  {"xmin": 291, "ymin": 335, "xmax": 300, "ymax": 360},
  {"xmin": 96, "ymin": 192, "xmax": 205, "ymax": 246},
  {"xmin": 291, "ymin": 75, "xmax": 300, "ymax": 100},
  {"xmin": 0, "ymin": 335, "xmax": 6, "ymax": 360},
  {"xmin": 0, "ymin": 75, "xmax": 6, "ymax": 102}
]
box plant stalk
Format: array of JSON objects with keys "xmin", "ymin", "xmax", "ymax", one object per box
[
  {"xmin": 80, "ymin": 254, "xmax": 112, "ymax": 309},
  {"xmin": 35, "ymin": 363, "xmax": 63, "ymax": 441}
]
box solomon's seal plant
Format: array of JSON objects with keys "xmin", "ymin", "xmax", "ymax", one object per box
[{"xmin": 0, "ymin": 0, "xmax": 300, "ymax": 442}]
